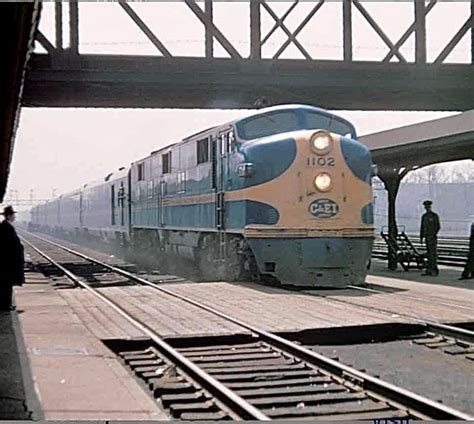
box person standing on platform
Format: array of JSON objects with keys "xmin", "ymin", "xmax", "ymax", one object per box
[
  {"xmin": 420, "ymin": 200, "xmax": 440, "ymax": 276},
  {"xmin": 459, "ymin": 220, "xmax": 474, "ymax": 280},
  {"xmin": 0, "ymin": 206, "xmax": 25, "ymax": 312}
]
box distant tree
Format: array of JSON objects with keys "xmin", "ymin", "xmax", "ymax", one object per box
[
  {"xmin": 402, "ymin": 162, "xmax": 474, "ymax": 184},
  {"xmin": 403, "ymin": 164, "xmax": 447, "ymax": 184}
]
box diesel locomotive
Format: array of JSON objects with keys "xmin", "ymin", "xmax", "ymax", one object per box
[{"xmin": 30, "ymin": 105, "xmax": 375, "ymax": 287}]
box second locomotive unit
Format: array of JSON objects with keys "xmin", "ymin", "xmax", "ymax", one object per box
[{"xmin": 30, "ymin": 105, "xmax": 374, "ymax": 287}]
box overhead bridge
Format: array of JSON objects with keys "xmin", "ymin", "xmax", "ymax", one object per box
[
  {"xmin": 24, "ymin": 55, "xmax": 474, "ymax": 111},
  {"xmin": 24, "ymin": 0, "xmax": 474, "ymax": 111}
]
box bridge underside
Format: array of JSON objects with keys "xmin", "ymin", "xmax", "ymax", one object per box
[
  {"xmin": 0, "ymin": 2, "xmax": 39, "ymax": 201},
  {"xmin": 24, "ymin": 54, "xmax": 474, "ymax": 111}
]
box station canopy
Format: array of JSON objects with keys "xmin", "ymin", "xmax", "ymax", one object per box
[{"xmin": 360, "ymin": 110, "xmax": 474, "ymax": 173}]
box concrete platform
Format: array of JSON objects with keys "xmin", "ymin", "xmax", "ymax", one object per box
[
  {"xmin": 0, "ymin": 311, "xmax": 34, "ymax": 420},
  {"xmin": 366, "ymin": 275, "xmax": 474, "ymax": 312},
  {"xmin": 13, "ymin": 272, "xmax": 167, "ymax": 420},
  {"xmin": 369, "ymin": 258, "xmax": 473, "ymax": 290}
]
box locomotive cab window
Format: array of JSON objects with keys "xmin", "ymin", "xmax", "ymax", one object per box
[
  {"xmin": 237, "ymin": 111, "xmax": 299, "ymax": 141},
  {"xmin": 305, "ymin": 111, "xmax": 356, "ymax": 139},
  {"xmin": 197, "ymin": 138, "xmax": 209, "ymax": 164},
  {"xmin": 162, "ymin": 152, "xmax": 171, "ymax": 174},
  {"xmin": 137, "ymin": 163, "xmax": 145, "ymax": 181}
]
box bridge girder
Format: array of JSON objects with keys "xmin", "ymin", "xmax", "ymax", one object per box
[{"xmin": 24, "ymin": 54, "xmax": 474, "ymax": 111}]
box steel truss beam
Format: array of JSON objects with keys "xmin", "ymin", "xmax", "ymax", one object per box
[
  {"xmin": 38, "ymin": 0, "xmax": 473, "ymax": 64},
  {"xmin": 25, "ymin": 1, "xmax": 474, "ymax": 110}
]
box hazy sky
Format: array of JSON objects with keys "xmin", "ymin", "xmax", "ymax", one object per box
[{"xmin": 4, "ymin": 2, "xmax": 473, "ymax": 205}]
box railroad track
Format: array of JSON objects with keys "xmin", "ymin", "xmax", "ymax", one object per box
[
  {"xmin": 345, "ymin": 284, "xmax": 474, "ymax": 358},
  {"xmin": 302, "ymin": 287, "xmax": 474, "ymax": 350},
  {"xmin": 20, "ymin": 231, "xmax": 473, "ymax": 421},
  {"xmin": 348, "ymin": 284, "xmax": 473, "ymax": 314}
]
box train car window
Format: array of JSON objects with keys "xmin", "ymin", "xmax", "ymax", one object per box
[
  {"xmin": 238, "ymin": 111, "xmax": 299, "ymax": 140},
  {"xmin": 119, "ymin": 184, "xmax": 125, "ymax": 226},
  {"xmin": 118, "ymin": 185, "xmax": 124, "ymax": 206},
  {"xmin": 177, "ymin": 171, "xmax": 186, "ymax": 193},
  {"xmin": 138, "ymin": 163, "xmax": 145, "ymax": 181},
  {"xmin": 162, "ymin": 152, "xmax": 171, "ymax": 174},
  {"xmin": 197, "ymin": 138, "xmax": 209, "ymax": 164},
  {"xmin": 111, "ymin": 185, "xmax": 116, "ymax": 226},
  {"xmin": 136, "ymin": 186, "xmax": 141, "ymax": 200}
]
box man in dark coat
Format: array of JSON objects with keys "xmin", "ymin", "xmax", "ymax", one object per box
[
  {"xmin": 0, "ymin": 206, "xmax": 25, "ymax": 311},
  {"xmin": 420, "ymin": 200, "xmax": 440, "ymax": 276},
  {"xmin": 459, "ymin": 221, "xmax": 474, "ymax": 280}
]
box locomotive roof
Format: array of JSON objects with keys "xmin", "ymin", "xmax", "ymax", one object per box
[
  {"xmin": 133, "ymin": 104, "xmax": 354, "ymax": 164},
  {"xmin": 83, "ymin": 167, "xmax": 130, "ymax": 191},
  {"xmin": 58, "ymin": 188, "xmax": 81, "ymax": 199},
  {"xmin": 231, "ymin": 104, "xmax": 354, "ymax": 127}
]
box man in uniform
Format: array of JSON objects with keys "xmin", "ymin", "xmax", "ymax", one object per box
[
  {"xmin": 0, "ymin": 206, "xmax": 25, "ymax": 311},
  {"xmin": 459, "ymin": 220, "xmax": 474, "ymax": 280},
  {"xmin": 420, "ymin": 200, "xmax": 440, "ymax": 276}
]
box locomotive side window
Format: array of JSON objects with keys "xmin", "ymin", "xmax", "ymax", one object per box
[
  {"xmin": 119, "ymin": 183, "xmax": 125, "ymax": 226},
  {"xmin": 218, "ymin": 131, "xmax": 235, "ymax": 155},
  {"xmin": 137, "ymin": 163, "xmax": 145, "ymax": 181},
  {"xmin": 211, "ymin": 137, "xmax": 217, "ymax": 189},
  {"xmin": 148, "ymin": 180, "xmax": 154, "ymax": 199},
  {"xmin": 228, "ymin": 131, "xmax": 236, "ymax": 152},
  {"xmin": 197, "ymin": 138, "xmax": 209, "ymax": 164},
  {"xmin": 219, "ymin": 134, "xmax": 226, "ymax": 156},
  {"xmin": 177, "ymin": 171, "xmax": 186, "ymax": 193},
  {"xmin": 162, "ymin": 152, "xmax": 171, "ymax": 174}
]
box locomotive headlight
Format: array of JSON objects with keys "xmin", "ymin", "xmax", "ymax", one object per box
[
  {"xmin": 310, "ymin": 131, "xmax": 333, "ymax": 155},
  {"xmin": 314, "ymin": 173, "xmax": 332, "ymax": 192}
]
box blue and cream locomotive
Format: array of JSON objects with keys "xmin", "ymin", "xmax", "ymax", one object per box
[{"xmin": 30, "ymin": 105, "xmax": 374, "ymax": 287}]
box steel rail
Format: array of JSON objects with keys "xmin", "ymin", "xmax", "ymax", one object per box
[
  {"xmin": 347, "ymin": 284, "xmax": 473, "ymax": 312},
  {"xmin": 22, "ymin": 231, "xmax": 474, "ymax": 420},
  {"xmin": 424, "ymin": 321, "xmax": 474, "ymax": 345},
  {"xmin": 21, "ymin": 236, "xmax": 270, "ymax": 421},
  {"xmin": 308, "ymin": 289, "xmax": 474, "ymax": 345}
]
